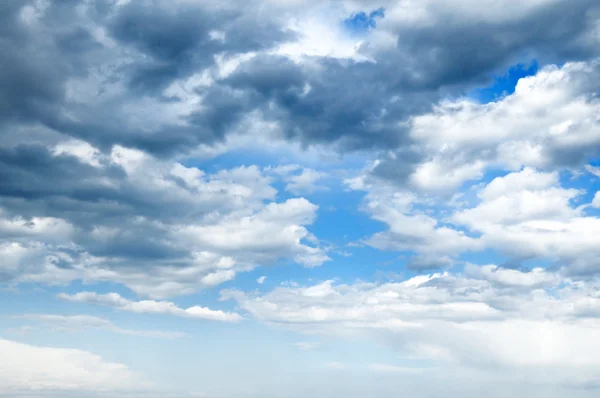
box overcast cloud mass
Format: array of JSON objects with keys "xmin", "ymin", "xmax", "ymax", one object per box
[{"xmin": 1, "ymin": 0, "xmax": 600, "ymax": 397}]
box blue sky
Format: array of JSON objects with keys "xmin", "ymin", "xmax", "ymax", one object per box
[{"xmin": 1, "ymin": 1, "xmax": 600, "ymax": 397}]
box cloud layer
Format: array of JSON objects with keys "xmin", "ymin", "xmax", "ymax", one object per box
[{"xmin": 1, "ymin": 0, "xmax": 600, "ymax": 396}]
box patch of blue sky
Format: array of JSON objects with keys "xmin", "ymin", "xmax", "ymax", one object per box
[
  {"xmin": 470, "ymin": 59, "xmax": 539, "ymax": 104},
  {"xmin": 343, "ymin": 7, "xmax": 385, "ymax": 35},
  {"xmin": 559, "ymin": 167, "xmax": 600, "ymax": 209},
  {"xmin": 241, "ymin": 244, "xmax": 404, "ymax": 289}
]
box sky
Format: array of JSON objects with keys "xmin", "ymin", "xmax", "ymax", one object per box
[{"xmin": 1, "ymin": 0, "xmax": 600, "ymax": 397}]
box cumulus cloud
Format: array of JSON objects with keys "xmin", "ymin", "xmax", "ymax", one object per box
[
  {"xmin": 382, "ymin": 60, "xmax": 600, "ymax": 192},
  {"xmin": 350, "ymin": 160, "xmax": 600, "ymax": 276},
  {"xmin": 593, "ymin": 191, "xmax": 600, "ymax": 208},
  {"xmin": 0, "ymin": 338, "xmax": 145, "ymax": 394},
  {"xmin": 1, "ymin": 0, "xmax": 600, "ymax": 396},
  {"xmin": 1, "ymin": 1, "xmax": 598, "ymax": 301},
  {"xmin": 58, "ymin": 292, "xmax": 243, "ymax": 323},
  {"xmin": 452, "ymin": 168, "xmax": 600, "ymax": 274},
  {"xmin": 0, "ymin": 142, "xmax": 327, "ymax": 297},
  {"xmin": 347, "ymin": 178, "xmax": 480, "ymax": 264},
  {"xmin": 224, "ymin": 266, "xmax": 600, "ymax": 386}
]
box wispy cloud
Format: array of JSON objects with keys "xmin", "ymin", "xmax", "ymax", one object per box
[
  {"xmin": 11, "ymin": 314, "xmax": 185, "ymax": 339},
  {"xmin": 58, "ymin": 292, "xmax": 243, "ymax": 323}
]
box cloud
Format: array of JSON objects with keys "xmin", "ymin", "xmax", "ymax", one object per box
[
  {"xmin": 463, "ymin": 264, "xmax": 560, "ymax": 288},
  {"xmin": 257, "ymin": 276, "xmax": 267, "ymax": 284},
  {"xmin": 0, "ymin": 1, "xmax": 599, "ymax": 396},
  {"xmin": 3, "ymin": 0, "xmax": 596, "ymax": 165},
  {"xmin": 12, "ymin": 314, "xmax": 185, "ymax": 339},
  {"xmin": 224, "ymin": 267, "xmax": 600, "ymax": 386},
  {"xmin": 0, "ymin": 142, "xmax": 327, "ymax": 297},
  {"xmin": 350, "ymin": 161, "xmax": 600, "ymax": 278},
  {"xmin": 58, "ymin": 292, "xmax": 243, "ymax": 322},
  {"xmin": 452, "ymin": 168, "xmax": 600, "ymax": 275},
  {"xmin": 406, "ymin": 254, "xmax": 454, "ymax": 271},
  {"xmin": 0, "ymin": 338, "xmax": 145, "ymax": 394},
  {"xmin": 267, "ymin": 165, "xmax": 327, "ymax": 195},
  {"xmin": 0, "ymin": 3, "xmax": 597, "ymax": 304},
  {"xmin": 593, "ymin": 192, "xmax": 600, "ymax": 208},
  {"xmin": 348, "ymin": 179, "xmax": 480, "ymax": 259},
  {"xmin": 0, "ymin": 0, "xmax": 297, "ymax": 156},
  {"xmin": 586, "ymin": 165, "xmax": 600, "ymax": 177},
  {"xmin": 401, "ymin": 60, "xmax": 600, "ymax": 191}
]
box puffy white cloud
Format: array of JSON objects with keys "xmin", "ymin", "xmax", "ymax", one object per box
[
  {"xmin": 351, "ymin": 164, "xmax": 600, "ymax": 276},
  {"xmin": 593, "ymin": 191, "xmax": 600, "ymax": 208},
  {"xmin": 52, "ymin": 140, "xmax": 103, "ymax": 167},
  {"xmin": 224, "ymin": 267, "xmax": 600, "ymax": 386},
  {"xmin": 175, "ymin": 198, "xmax": 328, "ymax": 268},
  {"xmin": 464, "ymin": 264, "xmax": 559, "ymax": 288},
  {"xmin": 0, "ymin": 338, "xmax": 145, "ymax": 394},
  {"xmin": 349, "ymin": 179, "xmax": 480, "ymax": 262},
  {"xmin": 58, "ymin": 292, "xmax": 243, "ymax": 323},
  {"xmin": 404, "ymin": 60, "xmax": 600, "ymax": 192},
  {"xmin": 453, "ymin": 168, "xmax": 600, "ymax": 273},
  {"xmin": 224, "ymin": 274, "xmax": 503, "ymax": 326},
  {"xmin": 273, "ymin": 8, "xmax": 374, "ymax": 62}
]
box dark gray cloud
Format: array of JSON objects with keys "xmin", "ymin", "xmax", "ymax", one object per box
[
  {"xmin": 1, "ymin": 0, "xmax": 599, "ymax": 158},
  {"xmin": 383, "ymin": 0, "xmax": 599, "ymax": 90},
  {"xmin": 222, "ymin": 55, "xmax": 423, "ymax": 150},
  {"xmin": 370, "ymin": 148, "xmax": 425, "ymax": 183},
  {"xmin": 107, "ymin": 1, "xmax": 283, "ymax": 93},
  {"xmin": 0, "ymin": 0, "xmax": 295, "ymax": 156}
]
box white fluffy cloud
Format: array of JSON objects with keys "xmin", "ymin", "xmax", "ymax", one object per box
[
  {"xmin": 593, "ymin": 191, "xmax": 600, "ymax": 208},
  {"xmin": 348, "ymin": 177, "xmax": 480, "ymax": 262},
  {"xmin": 58, "ymin": 292, "xmax": 243, "ymax": 322},
  {"xmin": 351, "ymin": 161, "xmax": 600, "ymax": 275},
  {"xmin": 224, "ymin": 266, "xmax": 600, "ymax": 386},
  {"xmin": 406, "ymin": 59, "xmax": 600, "ymax": 192},
  {"xmin": 453, "ymin": 168, "xmax": 600, "ymax": 274},
  {"xmin": 0, "ymin": 338, "xmax": 145, "ymax": 394}
]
